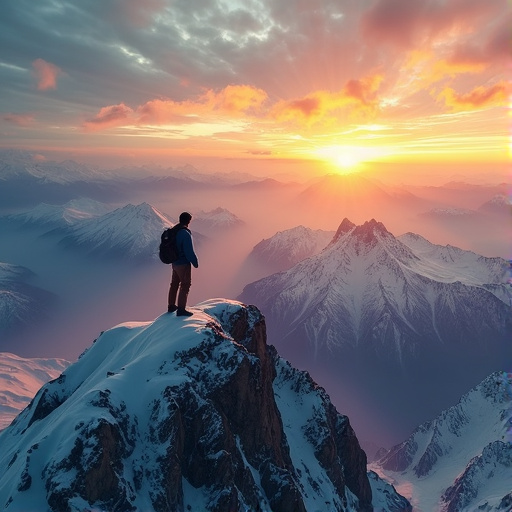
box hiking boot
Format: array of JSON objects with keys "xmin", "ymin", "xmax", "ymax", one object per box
[
  {"xmin": 176, "ymin": 308, "xmax": 193, "ymax": 317},
  {"xmin": 168, "ymin": 305, "xmax": 178, "ymax": 313}
]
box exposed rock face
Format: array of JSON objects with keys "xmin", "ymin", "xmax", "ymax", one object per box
[{"xmin": 0, "ymin": 300, "xmax": 408, "ymax": 511}]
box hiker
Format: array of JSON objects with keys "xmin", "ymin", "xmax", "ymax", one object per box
[{"xmin": 168, "ymin": 212, "xmax": 199, "ymax": 316}]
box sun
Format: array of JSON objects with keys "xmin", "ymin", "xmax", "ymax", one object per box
[{"xmin": 314, "ymin": 145, "xmax": 389, "ymax": 174}]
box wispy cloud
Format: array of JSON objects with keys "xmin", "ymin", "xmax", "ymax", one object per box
[
  {"xmin": 3, "ymin": 113, "xmax": 35, "ymax": 127},
  {"xmin": 32, "ymin": 59, "xmax": 62, "ymax": 90}
]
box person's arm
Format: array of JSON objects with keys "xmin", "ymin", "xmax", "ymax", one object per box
[{"xmin": 182, "ymin": 230, "xmax": 199, "ymax": 268}]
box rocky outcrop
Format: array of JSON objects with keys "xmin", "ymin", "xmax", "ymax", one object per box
[{"xmin": 0, "ymin": 300, "xmax": 408, "ymax": 511}]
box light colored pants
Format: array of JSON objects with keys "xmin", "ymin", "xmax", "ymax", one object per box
[{"xmin": 168, "ymin": 263, "xmax": 192, "ymax": 309}]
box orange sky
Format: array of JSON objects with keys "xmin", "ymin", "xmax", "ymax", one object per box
[{"xmin": 0, "ymin": 0, "xmax": 510, "ymax": 179}]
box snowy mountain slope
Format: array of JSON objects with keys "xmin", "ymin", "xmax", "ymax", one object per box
[
  {"xmin": 192, "ymin": 207, "xmax": 245, "ymax": 235},
  {"xmin": 0, "ymin": 262, "xmax": 54, "ymax": 335},
  {"xmin": 5, "ymin": 198, "xmax": 113, "ymax": 229},
  {"xmin": 397, "ymin": 232, "xmax": 509, "ymax": 292},
  {"xmin": 0, "ymin": 300, "xmax": 410, "ymax": 512},
  {"xmin": 240, "ymin": 219, "xmax": 511, "ymax": 360},
  {"xmin": 372, "ymin": 371, "xmax": 512, "ymax": 512},
  {"xmin": 238, "ymin": 219, "xmax": 512, "ymax": 448},
  {"xmin": 246, "ymin": 225, "xmax": 335, "ymax": 274},
  {"xmin": 55, "ymin": 202, "xmax": 179, "ymax": 262},
  {"xmin": 0, "ymin": 352, "xmax": 70, "ymax": 431}
]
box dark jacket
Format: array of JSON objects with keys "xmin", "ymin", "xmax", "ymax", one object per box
[{"xmin": 173, "ymin": 226, "xmax": 198, "ymax": 268}]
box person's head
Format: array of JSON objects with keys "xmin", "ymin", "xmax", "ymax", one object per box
[{"xmin": 179, "ymin": 211, "xmax": 192, "ymax": 226}]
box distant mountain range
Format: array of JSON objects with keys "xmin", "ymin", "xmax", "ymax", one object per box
[
  {"xmin": 0, "ymin": 262, "xmax": 54, "ymax": 335},
  {"xmin": 239, "ymin": 218, "xmax": 512, "ymax": 447},
  {"xmin": 0, "ymin": 300, "xmax": 410, "ymax": 511},
  {"xmin": 245, "ymin": 225, "xmax": 335, "ymax": 275},
  {"xmin": 0, "ymin": 352, "xmax": 69, "ymax": 430},
  {"xmin": 0, "ymin": 150, "xmax": 129, "ymax": 207},
  {"xmin": 372, "ymin": 371, "xmax": 512, "ymax": 512},
  {"xmin": 0, "ymin": 149, "xmax": 269, "ymax": 208},
  {"xmin": 54, "ymin": 202, "xmax": 177, "ymax": 262},
  {"xmin": 6, "ymin": 198, "xmax": 114, "ymax": 229},
  {"xmin": 418, "ymin": 194, "xmax": 510, "ymax": 223},
  {"xmin": 191, "ymin": 207, "xmax": 245, "ymax": 235}
]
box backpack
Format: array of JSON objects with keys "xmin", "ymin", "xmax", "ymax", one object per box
[{"xmin": 159, "ymin": 225, "xmax": 183, "ymax": 264}]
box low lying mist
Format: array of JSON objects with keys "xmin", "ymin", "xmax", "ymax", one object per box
[{"xmin": 0, "ymin": 171, "xmax": 509, "ymax": 450}]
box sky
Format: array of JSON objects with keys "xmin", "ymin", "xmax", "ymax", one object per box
[{"xmin": 0, "ymin": 0, "xmax": 510, "ymax": 178}]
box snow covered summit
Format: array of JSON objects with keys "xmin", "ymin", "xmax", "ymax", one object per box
[
  {"xmin": 57, "ymin": 202, "xmax": 176, "ymax": 262},
  {"xmin": 0, "ymin": 300, "xmax": 409, "ymax": 512}
]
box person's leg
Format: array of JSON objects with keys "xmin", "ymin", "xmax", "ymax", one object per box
[
  {"xmin": 175, "ymin": 264, "xmax": 192, "ymax": 310},
  {"xmin": 168, "ymin": 267, "xmax": 180, "ymax": 311}
]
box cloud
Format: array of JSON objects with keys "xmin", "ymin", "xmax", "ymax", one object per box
[
  {"xmin": 83, "ymin": 103, "xmax": 135, "ymax": 131},
  {"xmin": 271, "ymin": 74, "xmax": 383, "ymax": 126},
  {"xmin": 202, "ymin": 85, "xmax": 268, "ymax": 115},
  {"xmin": 115, "ymin": 0, "xmax": 166, "ymax": 28},
  {"xmin": 1, "ymin": 0, "xmax": 508, "ymax": 156},
  {"xmin": 446, "ymin": 17, "xmax": 512, "ymax": 70},
  {"xmin": 32, "ymin": 59, "xmax": 62, "ymax": 90},
  {"xmin": 438, "ymin": 81, "xmax": 510, "ymax": 111},
  {"xmin": 2, "ymin": 113, "xmax": 35, "ymax": 127},
  {"xmin": 86, "ymin": 85, "xmax": 268, "ymax": 130},
  {"xmin": 361, "ymin": 0, "xmax": 502, "ymax": 50}
]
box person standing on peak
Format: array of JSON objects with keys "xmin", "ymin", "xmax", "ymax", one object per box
[{"xmin": 168, "ymin": 212, "xmax": 198, "ymax": 317}]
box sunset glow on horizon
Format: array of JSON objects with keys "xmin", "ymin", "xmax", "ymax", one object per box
[{"xmin": 0, "ymin": 0, "xmax": 509, "ymax": 179}]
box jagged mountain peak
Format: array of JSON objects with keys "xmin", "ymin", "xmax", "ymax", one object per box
[
  {"xmin": 325, "ymin": 218, "xmax": 417, "ymax": 265},
  {"xmin": 0, "ymin": 300, "xmax": 407, "ymax": 512},
  {"xmin": 330, "ymin": 218, "xmax": 356, "ymax": 244},
  {"xmin": 350, "ymin": 218, "xmax": 390, "ymax": 243}
]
